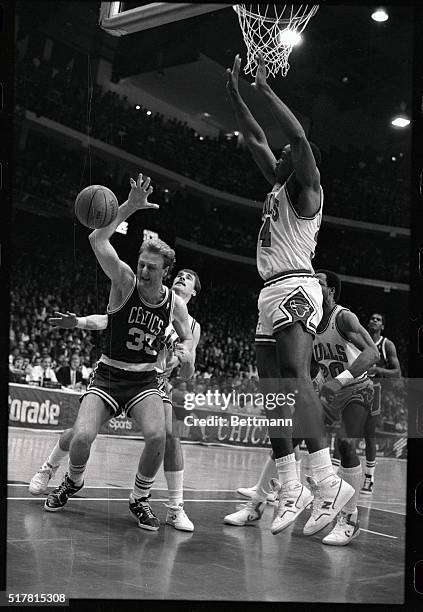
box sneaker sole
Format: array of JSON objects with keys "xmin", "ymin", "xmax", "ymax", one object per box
[
  {"xmin": 165, "ymin": 520, "xmax": 194, "ymax": 532},
  {"xmin": 44, "ymin": 503, "xmax": 66, "ymax": 512},
  {"xmin": 322, "ymin": 527, "xmax": 361, "ymax": 546},
  {"xmin": 360, "ymin": 490, "xmax": 373, "ymax": 495},
  {"xmin": 223, "ymin": 517, "xmax": 261, "ymax": 526}
]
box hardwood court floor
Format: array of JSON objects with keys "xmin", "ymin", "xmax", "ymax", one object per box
[{"xmin": 7, "ymin": 429, "xmax": 406, "ymax": 603}]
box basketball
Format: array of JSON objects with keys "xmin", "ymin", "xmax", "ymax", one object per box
[{"xmin": 74, "ymin": 185, "xmax": 119, "ymax": 229}]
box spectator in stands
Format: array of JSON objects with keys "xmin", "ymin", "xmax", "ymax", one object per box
[
  {"xmin": 56, "ymin": 353, "xmax": 84, "ymax": 390},
  {"xmin": 29, "ymin": 356, "xmax": 58, "ymax": 386}
]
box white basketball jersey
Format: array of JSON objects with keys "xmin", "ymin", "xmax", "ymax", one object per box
[
  {"xmin": 313, "ymin": 305, "xmax": 367, "ymax": 387},
  {"xmin": 155, "ymin": 314, "xmax": 196, "ymax": 380},
  {"xmin": 257, "ymin": 177, "xmax": 323, "ymax": 281}
]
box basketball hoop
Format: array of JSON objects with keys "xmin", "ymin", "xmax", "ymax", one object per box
[{"xmin": 233, "ymin": 4, "xmax": 319, "ymax": 78}]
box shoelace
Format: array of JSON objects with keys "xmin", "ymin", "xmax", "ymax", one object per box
[
  {"xmin": 140, "ymin": 501, "xmax": 155, "ymax": 519},
  {"xmin": 54, "ymin": 480, "xmax": 70, "ymax": 497}
]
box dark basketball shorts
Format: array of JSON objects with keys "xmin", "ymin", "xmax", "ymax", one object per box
[
  {"xmin": 81, "ymin": 361, "xmax": 161, "ymax": 418},
  {"xmin": 255, "ymin": 275, "xmax": 323, "ymax": 343}
]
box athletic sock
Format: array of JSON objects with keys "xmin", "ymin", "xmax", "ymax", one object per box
[
  {"xmin": 164, "ymin": 470, "xmax": 184, "ymax": 506},
  {"xmin": 133, "ymin": 473, "xmax": 155, "ymax": 499},
  {"xmin": 295, "ymin": 459, "xmax": 302, "ymax": 481},
  {"xmin": 331, "ymin": 457, "xmax": 341, "ymax": 473},
  {"xmin": 275, "ymin": 453, "xmax": 298, "ymax": 487},
  {"xmin": 68, "ymin": 460, "xmax": 87, "ymax": 486},
  {"xmin": 255, "ymin": 455, "xmax": 278, "ymax": 500},
  {"xmin": 338, "ymin": 465, "xmax": 363, "ymax": 513},
  {"xmin": 365, "ymin": 461, "xmax": 376, "ymax": 478},
  {"xmin": 308, "ymin": 447, "xmax": 335, "ymax": 483},
  {"xmin": 45, "ymin": 442, "xmax": 68, "ymax": 468}
]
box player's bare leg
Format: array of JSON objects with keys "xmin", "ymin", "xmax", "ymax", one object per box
[
  {"xmin": 274, "ymin": 323, "xmax": 354, "ymax": 535},
  {"xmin": 44, "ymin": 395, "xmax": 111, "ymax": 511},
  {"xmin": 323, "ymin": 402, "xmax": 367, "ymax": 546},
  {"xmin": 224, "ymin": 343, "xmax": 309, "ymax": 530},
  {"xmin": 163, "ymin": 402, "xmax": 194, "ymax": 531},
  {"xmin": 362, "ymin": 417, "xmax": 377, "ymax": 494},
  {"xmin": 129, "ymin": 394, "xmax": 166, "ymax": 530},
  {"xmin": 29, "ymin": 427, "xmax": 74, "ymax": 495}
]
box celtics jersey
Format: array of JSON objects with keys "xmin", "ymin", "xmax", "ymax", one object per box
[
  {"xmin": 313, "ymin": 305, "xmax": 367, "ymax": 387},
  {"xmin": 257, "ymin": 176, "xmax": 323, "ymax": 280},
  {"xmin": 156, "ymin": 315, "xmax": 198, "ymax": 380},
  {"xmin": 100, "ymin": 277, "xmax": 175, "ymax": 371}
]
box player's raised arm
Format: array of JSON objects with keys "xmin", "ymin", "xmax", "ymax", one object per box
[
  {"xmin": 49, "ymin": 311, "xmax": 108, "ymax": 330},
  {"xmin": 89, "ymin": 173, "xmax": 159, "ymax": 284},
  {"xmin": 253, "ymin": 52, "xmax": 320, "ymax": 192},
  {"xmin": 337, "ymin": 311, "xmax": 380, "ymax": 379},
  {"xmin": 226, "ymin": 54, "xmax": 277, "ymax": 185}
]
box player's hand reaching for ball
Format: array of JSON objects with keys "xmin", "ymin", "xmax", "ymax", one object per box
[
  {"xmin": 49, "ymin": 311, "xmax": 78, "ymax": 329},
  {"xmin": 128, "ymin": 173, "xmax": 159, "ymax": 211},
  {"xmin": 226, "ymin": 54, "xmax": 241, "ymax": 97},
  {"xmin": 252, "ymin": 51, "xmax": 269, "ymax": 90}
]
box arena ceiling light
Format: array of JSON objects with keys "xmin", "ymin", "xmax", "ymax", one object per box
[
  {"xmin": 391, "ymin": 116, "xmax": 411, "ymax": 128},
  {"xmin": 371, "ymin": 8, "xmax": 389, "ymax": 22}
]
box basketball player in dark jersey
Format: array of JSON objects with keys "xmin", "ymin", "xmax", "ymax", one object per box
[
  {"xmin": 225, "ymin": 52, "xmax": 353, "ymax": 535},
  {"xmin": 361, "ymin": 313, "xmax": 401, "ymax": 493},
  {"xmin": 30, "ymin": 269, "xmax": 201, "ymax": 532},
  {"xmin": 43, "ymin": 174, "xmax": 193, "ymax": 530}
]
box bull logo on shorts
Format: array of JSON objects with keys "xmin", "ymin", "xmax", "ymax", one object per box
[{"xmin": 287, "ymin": 297, "xmax": 311, "ymax": 319}]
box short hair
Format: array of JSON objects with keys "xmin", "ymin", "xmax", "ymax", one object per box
[
  {"xmin": 316, "ymin": 269, "xmax": 341, "ymax": 301},
  {"xmin": 309, "ymin": 141, "xmax": 322, "ymax": 168},
  {"xmin": 139, "ymin": 237, "xmax": 175, "ymax": 277},
  {"xmin": 372, "ymin": 312, "xmax": 386, "ymax": 326},
  {"xmin": 178, "ymin": 269, "xmax": 201, "ymax": 295}
]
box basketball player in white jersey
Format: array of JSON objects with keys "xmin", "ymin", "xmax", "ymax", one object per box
[
  {"xmin": 227, "ymin": 270, "xmax": 379, "ymax": 546},
  {"xmin": 224, "ymin": 52, "xmax": 353, "ymax": 535},
  {"xmin": 361, "ymin": 313, "xmax": 401, "ymax": 494},
  {"xmin": 29, "ymin": 269, "xmax": 201, "ymax": 532}
]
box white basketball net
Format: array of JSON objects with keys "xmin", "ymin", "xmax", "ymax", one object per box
[{"xmin": 233, "ymin": 4, "xmax": 319, "ymax": 78}]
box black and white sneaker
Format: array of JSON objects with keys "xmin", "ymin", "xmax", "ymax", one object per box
[
  {"xmin": 360, "ymin": 474, "xmax": 374, "ymax": 495},
  {"xmin": 129, "ymin": 493, "xmax": 160, "ymax": 531},
  {"xmin": 44, "ymin": 473, "xmax": 84, "ymax": 511}
]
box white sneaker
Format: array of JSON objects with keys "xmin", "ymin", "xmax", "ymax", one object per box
[
  {"xmin": 322, "ymin": 510, "xmax": 360, "ymax": 546},
  {"xmin": 224, "ymin": 499, "xmax": 266, "ymax": 526},
  {"xmin": 29, "ymin": 464, "xmax": 59, "ymax": 495},
  {"xmin": 236, "ymin": 485, "xmax": 277, "ymax": 503},
  {"xmin": 165, "ymin": 503, "xmax": 194, "ymax": 532},
  {"xmin": 303, "ymin": 475, "xmax": 355, "ymax": 536},
  {"xmin": 270, "ymin": 479, "xmax": 313, "ymax": 535}
]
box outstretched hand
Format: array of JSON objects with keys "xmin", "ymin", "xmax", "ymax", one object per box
[
  {"xmin": 226, "ymin": 54, "xmax": 241, "ymax": 96},
  {"xmin": 128, "ymin": 173, "xmax": 159, "ymax": 210},
  {"xmin": 49, "ymin": 311, "xmax": 78, "ymax": 329},
  {"xmin": 251, "ymin": 51, "xmax": 268, "ymax": 90}
]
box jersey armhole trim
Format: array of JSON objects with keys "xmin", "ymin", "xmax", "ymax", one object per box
[
  {"xmin": 285, "ymin": 183, "xmax": 323, "ymax": 220},
  {"xmin": 334, "ymin": 307, "xmax": 352, "ymax": 342},
  {"xmin": 107, "ymin": 274, "xmax": 136, "ymax": 314}
]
